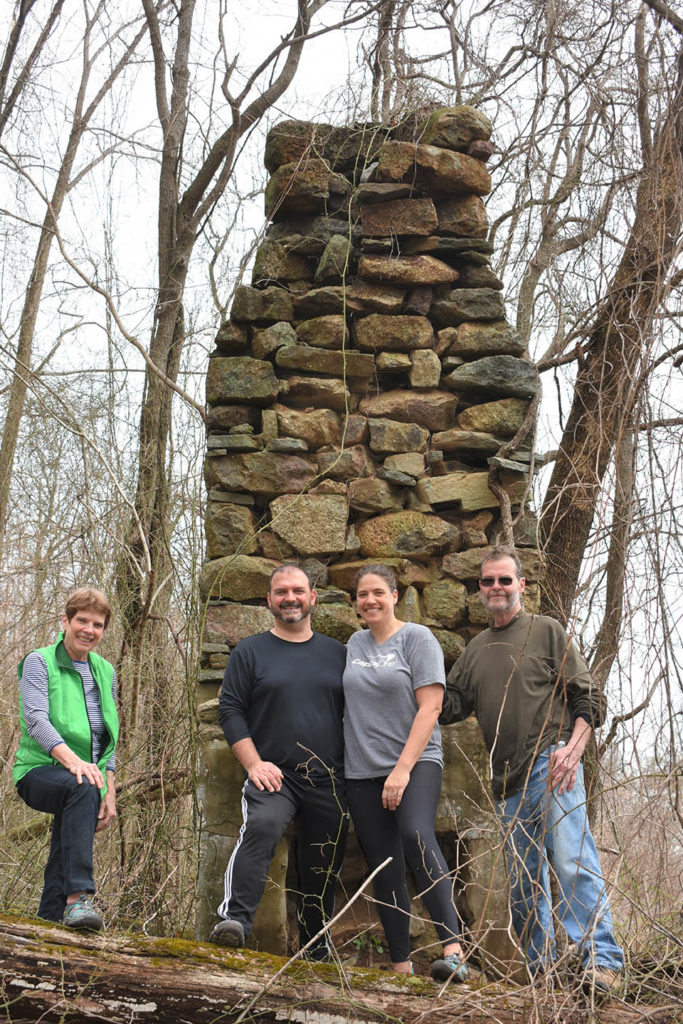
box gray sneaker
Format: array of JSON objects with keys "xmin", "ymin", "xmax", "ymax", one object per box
[
  {"xmin": 430, "ymin": 951, "xmax": 469, "ymax": 983},
  {"xmin": 210, "ymin": 918, "xmax": 245, "ymax": 947},
  {"xmin": 62, "ymin": 894, "xmax": 103, "ymax": 931}
]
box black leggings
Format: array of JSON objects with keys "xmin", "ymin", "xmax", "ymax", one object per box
[{"xmin": 347, "ymin": 760, "xmax": 461, "ymax": 963}]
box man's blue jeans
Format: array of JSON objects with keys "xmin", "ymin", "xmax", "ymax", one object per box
[{"xmin": 498, "ymin": 748, "xmax": 623, "ymax": 974}]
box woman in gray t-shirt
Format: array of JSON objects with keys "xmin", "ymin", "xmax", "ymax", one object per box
[{"xmin": 343, "ymin": 564, "xmax": 467, "ymax": 983}]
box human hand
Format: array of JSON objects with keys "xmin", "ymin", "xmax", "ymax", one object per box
[
  {"xmin": 247, "ymin": 760, "xmax": 283, "ymax": 792},
  {"xmin": 382, "ymin": 766, "xmax": 411, "ymax": 811},
  {"xmin": 52, "ymin": 744, "xmax": 104, "ymax": 788},
  {"xmin": 96, "ymin": 789, "xmax": 117, "ymax": 831},
  {"xmin": 549, "ymin": 746, "xmax": 581, "ymax": 795}
]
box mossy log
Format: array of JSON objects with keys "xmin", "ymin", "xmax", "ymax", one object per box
[{"xmin": 0, "ymin": 915, "xmax": 678, "ymax": 1024}]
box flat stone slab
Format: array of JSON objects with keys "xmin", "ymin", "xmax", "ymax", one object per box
[{"xmin": 416, "ymin": 470, "xmax": 528, "ymax": 511}]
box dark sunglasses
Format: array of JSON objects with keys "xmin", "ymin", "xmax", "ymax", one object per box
[{"xmin": 479, "ymin": 575, "xmax": 515, "ymax": 587}]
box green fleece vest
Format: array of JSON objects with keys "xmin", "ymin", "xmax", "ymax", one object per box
[{"xmin": 13, "ymin": 635, "xmax": 119, "ymax": 793}]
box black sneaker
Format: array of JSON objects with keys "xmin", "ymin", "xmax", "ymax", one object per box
[{"xmin": 210, "ymin": 918, "xmax": 245, "ymax": 947}]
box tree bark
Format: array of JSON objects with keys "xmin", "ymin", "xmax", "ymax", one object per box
[
  {"xmin": 539, "ymin": 45, "xmax": 683, "ymax": 624},
  {"xmin": 0, "ymin": 915, "xmax": 676, "ymax": 1024}
]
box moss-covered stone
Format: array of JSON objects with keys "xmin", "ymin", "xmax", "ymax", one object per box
[
  {"xmin": 422, "ymin": 578, "xmax": 467, "ymax": 628},
  {"xmin": 358, "ymin": 510, "xmax": 460, "ymax": 561}
]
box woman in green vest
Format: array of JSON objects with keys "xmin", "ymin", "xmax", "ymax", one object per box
[{"xmin": 13, "ymin": 587, "xmax": 119, "ymax": 930}]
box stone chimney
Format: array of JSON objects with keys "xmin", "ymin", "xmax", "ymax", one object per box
[{"xmin": 197, "ymin": 107, "xmax": 540, "ymax": 966}]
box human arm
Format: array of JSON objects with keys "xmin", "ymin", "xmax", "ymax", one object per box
[
  {"xmin": 439, "ymin": 654, "xmax": 475, "ymax": 725},
  {"xmin": 383, "ymin": 683, "xmax": 444, "ymax": 810},
  {"xmin": 218, "ymin": 644, "xmax": 283, "ymax": 792},
  {"xmin": 50, "ymin": 742, "xmax": 104, "ymax": 787},
  {"xmin": 20, "ymin": 653, "xmax": 104, "ymax": 787},
  {"xmin": 96, "ymin": 770, "xmax": 117, "ymax": 830},
  {"xmin": 230, "ymin": 737, "xmax": 283, "ymax": 792},
  {"xmin": 548, "ymin": 717, "xmax": 593, "ymax": 794}
]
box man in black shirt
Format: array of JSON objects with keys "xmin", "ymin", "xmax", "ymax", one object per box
[{"xmin": 210, "ymin": 564, "xmax": 347, "ymax": 961}]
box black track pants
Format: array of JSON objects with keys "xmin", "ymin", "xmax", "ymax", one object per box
[
  {"xmin": 218, "ymin": 772, "xmax": 347, "ymax": 956},
  {"xmin": 347, "ymin": 760, "xmax": 461, "ymax": 963}
]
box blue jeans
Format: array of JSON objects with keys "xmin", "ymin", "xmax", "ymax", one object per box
[
  {"xmin": 498, "ymin": 748, "xmax": 623, "ymax": 974},
  {"xmin": 16, "ymin": 765, "xmax": 101, "ymax": 922}
]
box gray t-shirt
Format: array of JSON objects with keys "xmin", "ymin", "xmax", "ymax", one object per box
[{"xmin": 343, "ymin": 622, "xmax": 446, "ymax": 778}]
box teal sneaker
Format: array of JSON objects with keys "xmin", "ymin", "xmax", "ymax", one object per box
[
  {"xmin": 62, "ymin": 894, "xmax": 103, "ymax": 931},
  {"xmin": 431, "ymin": 951, "xmax": 469, "ymax": 983}
]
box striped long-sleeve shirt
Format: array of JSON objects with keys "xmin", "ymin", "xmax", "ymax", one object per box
[{"xmin": 20, "ymin": 652, "xmax": 117, "ymax": 771}]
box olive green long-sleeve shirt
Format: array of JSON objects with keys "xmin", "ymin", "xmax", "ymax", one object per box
[{"xmin": 440, "ymin": 611, "xmax": 605, "ymax": 799}]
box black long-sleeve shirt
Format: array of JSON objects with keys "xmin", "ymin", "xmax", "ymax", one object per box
[{"xmin": 218, "ymin": 631, "xmax": 346, "ymax": 779}]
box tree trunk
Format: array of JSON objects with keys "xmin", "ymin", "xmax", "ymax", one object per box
[
  {"xmin": 539, "ymin": 47, "xmax": 683, "ymax": 623},
  {"xmin": 0, "ymin": 915, "xmax": 675, "ymax": 1024}
]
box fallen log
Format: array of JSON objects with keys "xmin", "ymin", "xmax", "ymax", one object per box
[{"xmin": 0, "ymin": 915, "xmax": 680, "ymax": 1024}]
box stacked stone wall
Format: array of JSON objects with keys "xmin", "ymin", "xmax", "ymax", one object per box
[{"xmin": 197, "ymin": 106, "xmax": 540, "ymax": 964}]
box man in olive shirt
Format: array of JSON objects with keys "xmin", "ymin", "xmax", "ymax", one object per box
[{"xmin": 441, "ymin": 546, "xmax": 623, "ymax": 994}]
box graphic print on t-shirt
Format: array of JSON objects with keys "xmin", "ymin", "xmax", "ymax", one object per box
[{"xmin": 350, "ymin": 653, "xmax": 397, "ymax": 670}]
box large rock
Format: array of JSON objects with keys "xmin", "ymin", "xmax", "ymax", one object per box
[
  {"xmin": 275, "ymin": 344, "xmax": 374, "ymax": 378},
  {"xmin": 435, "ymin": 195, "xmax": 489, "ymax": 238},
  {"xmin": 296, "ymin": 315, "xmax": 348, "ymax": 350},
  {"xmin": 206, "ymin": 357, "xmax": 278, "ymax": 406},
  {"xmin": 231, "ymin": 285, "xmax": 294, "ymax": 323},
  {"xmin": 200, "ymin": 554, "xmax": 279, "ymax": 601},
  {"xmin": 314, "ymin": 235, "xmax": 353, "ymax": 284},
  {"xmin": 264, "ymin": 120, "xmax": 333, "ymax": 172},
  {"xmin": 355, "ymin": 314, "xmax": 434, "ymax": 353},
  {"xmin": 410, "ymin": 350, "xmax": 441, "ymax": 389},
  {"xmin": 416, "ymin": 470, "xmax": 527, "ymax": 511},
  {"xmin": 206, "ymin": 405, "xmax": 259, "ymax": 432},
  {"xmin": 204, "ymin": 603, "xmax": 274, "ymax": 646},
  {"xmin": 415, "ymin": 106, "xmax": 493, "ymax": 150},
  {"xmin": 317, "ymin": 444, "xmax": 376, "ymax": 480},
  {"xmin": 273, "ymin": 403, "xmax": 340, "ymax": 448},
  {"xmin": 268, "ymin": 215, "xmax": 358, "ymax": 257},
  {"xmin": 345, "ymin": 279, "xmax": 405, "ymax": 314},
  {"xmin": 359, "ymin": 389, "xmax": 457, "ymax": 432},
  {"xmin": 214, "ymin": 320, "xmax": 248, "ymax": 354},
  {"xmin": 377, "ymin": 141, "xmax": 492, "ymax": 196},
  {"xmin": 422, "ymin": 578, "xmax": 468, "ymax": 628},
  {"xmin": 269, "ymin": 494, "xmax": 348, "ymax": 556},
  {"xmin": 358, "ymin": 510, "xmax": 460, "ymax": 560},
  {"xmin": 431, "ymin": 427, "xmax": 507, "ymax": 456},
  {"xmin": 311, "ymin": 603, "xmax": 360, "ymax": 642},
  {"xmin": 265, "ymin": 158, "xmax": 350, "ymax": 220},
  {"xmin": 358, "ymin": 254, "xmax": 458, "ymax": 286},
  {"xmin": 205, "ymin": 451, "xmax": 317, "ymax": 497},
  {"xmin": 323, "ymin": 122, "xmax": 391, "ymax": 171},
  {"xmin": 443, "ymin": 356, "xmax": 539, "ymax": 399},
  {"xmin": 293, "ymin": 286, "xmax": 346, "ymax": 318},
  {"xmin": 442, "ymin": 545, "xmax": 544, "ymax": 582},
  {"xmin": 359, "ymin": 198, "xmax": 438, "ymax": 237},
  {"xmin": 430, "ymin": 628, "xmax": 466, "ymax": 668},
  {"xmin": 279, "ymin": 375, "xmax": 350, "ymax": 410},
  {"xmin": 456, "ymin": 397, "xmax": 530, "ymax": 436},
  {"xmin": 448, "ymin": 321, "xmax": 525, "ymax": 358},
  {"xmin": 348, "ymin": 476, "xmax": 404, "ymax": 514},
  {"xmin": 252, "ymin": 239, "xmax": 312, "ymax": 285},
  {"xmin": 368, "ymin": 417, "xmax": 429, "ymax": 454},
  {"xmin": 431, "ymin": 288, "xmax": 505, "ymax": 328},
  {"xmin": 251, "ymin": 322, "xmax": 296, "ymax": 360},
  {"xmin": 382, "ymin": 452, "xmax": 426, "ymax": 481},
  {"xmin": 205, "ymin": 502, "xmax": 258, "ymax": 559}
]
